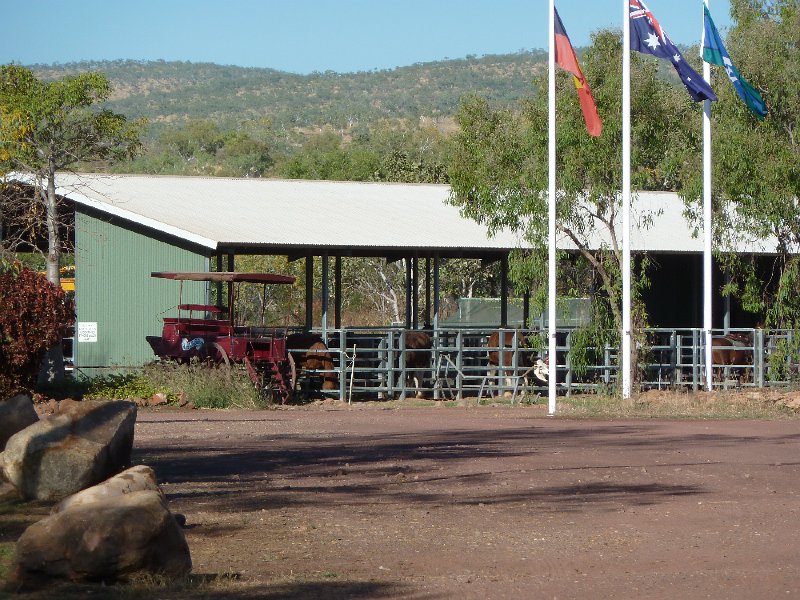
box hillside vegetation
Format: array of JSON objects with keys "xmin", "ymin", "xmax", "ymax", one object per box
[{"xmin": 31, "ymin": 53, "xmax": 548, "ymax": 145}]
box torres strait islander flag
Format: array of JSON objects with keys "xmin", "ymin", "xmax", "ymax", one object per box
[
  {"xmin": 629, "ymin": 0, "xmax": 717, "ymax": 102},
  {"xmin": 554, "ymin": 7, "xmax": 602, "ymax": 137},
  {"xmin": 702, "ymin": 5, "xmax": 767, "ymax": 119}
]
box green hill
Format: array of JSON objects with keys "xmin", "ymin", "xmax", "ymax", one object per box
[{"xmin": 31, "ymin": 53, "xmax": 548, "ymax": 141}]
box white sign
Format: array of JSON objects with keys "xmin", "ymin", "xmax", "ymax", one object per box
[{"xmin": 77, "ymin": 322, "xmax": 98, "ymax": 343}]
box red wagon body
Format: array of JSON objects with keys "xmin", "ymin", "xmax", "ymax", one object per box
[{"xmin": 146, "ymin": 272, "xmax": 297, "ymax": 403}]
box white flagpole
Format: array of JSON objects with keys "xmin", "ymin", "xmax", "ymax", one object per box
[
  {"xmin": 702, "ymin": 0, "xmax": 714, "ymax": 391},
  {"xmin": 622, "ymin": 0, "xmax": 632, "ymax": 399},
  {"xmin": 548, "ymin": 0, "xmax": 557, "ymax": 415}
]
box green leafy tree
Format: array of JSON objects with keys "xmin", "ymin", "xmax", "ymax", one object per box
[
  {"xmin": 0, "ymin": 65, "xmax": 143, "ymax": 285},
  {"xmin": 449, "ymin": 31, "xmax": 696, "ymax": 335},
  {"xmin": 0, "ymin": 65, "xmax": 142, "ymax": 383},
  {"xmin": 673, "ymin": 0, "xmax": 799, "ymax": 328},
  {"xmin": 282, "ymin": 130, "xmax": 379, "ymax": 181},
  {"xmin": 122, "ymin": 119, "xmax": 274, "ymax": 177}
]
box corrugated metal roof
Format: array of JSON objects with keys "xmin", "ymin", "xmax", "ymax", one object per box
[
  {"xmin": 8, "ymin": 173, "xmax": 779, "ymax": 255},
  {"xmin": 46, "ymin": 173, "xmax": 527, "ymax": 252}
]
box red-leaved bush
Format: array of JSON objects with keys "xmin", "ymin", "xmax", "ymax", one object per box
[{"xmin": 0, "ymin": 263, "xmax": 75, "ymax": 395}]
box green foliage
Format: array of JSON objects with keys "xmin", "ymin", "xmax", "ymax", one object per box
[
  {"xmin": 84, "ymin": 372, "xmax": 163, "ymax": 401},
  {"xmin": 448, "ymin": 30, "xmax": 686, "ymax": 336},
  {"xmin": 82, "ymin": 361, "xmax": 266, "ymax": 409},
  {"xmin": 120, "ymin": 119, "xmax": 273, "ymax": 177},
  {"xmin": 0, "ymin": 265, "xmax": 75, "ymax": 395},
  {"xmin": 29, "ymin": 53, "xmax": 546, "ymax": 146},
  {"xmin": 0, "ymin": 64, "xmax": 143, "ymax": 290},
  {"xmin": 280, "ymin": 124, "xmax": 449, "ymax": 183},
  {"xmin": 674, "ymin": 1, "xmax": 799, "ymax": 325},
  {"xmin": 142, "ymin": 361, "xmax": 265, "ymax": 409},
  {"xmin": 0, "ymin": 541, "xmax": 13, "ymax": 581},
  {"xmin": 0, "ymin": 65, "xmax": 143, "ymax": 173}
]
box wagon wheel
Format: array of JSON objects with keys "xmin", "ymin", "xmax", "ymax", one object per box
[
  {"xmin": 208, "ymin": 342, "xmax": 231, "ymax": 367},
  {"xmin": 275, "ymin": 353, "xmax": 297, "ymax": 404},
  {"xmin": 287, "ymin": 352, "xmax": 297, "ymax": 393}
]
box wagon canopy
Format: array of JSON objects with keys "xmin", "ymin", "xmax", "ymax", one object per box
[{"xmin": 151, "ymin": 271, "xmax": 296, "ymax": 284}]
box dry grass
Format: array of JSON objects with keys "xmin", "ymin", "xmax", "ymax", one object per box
[
  {"xmin": 555, "ymin": 388, "xmax": 800, "ymax": 419},
  {"xmin": 306, "ymin": 388, "xmax": 800, "ymax": 420}
]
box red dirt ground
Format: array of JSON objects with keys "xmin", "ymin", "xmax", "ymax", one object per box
[{"xmin": 130, "ymin": 402, "xmax": 800, "ymax": 599}]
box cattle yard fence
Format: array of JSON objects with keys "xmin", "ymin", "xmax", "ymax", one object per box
[{"xmin": 287, "ymin": 327, "xmax": 800, "ymax": 402}]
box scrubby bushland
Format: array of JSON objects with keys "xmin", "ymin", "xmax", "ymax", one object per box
[{"xmin": 0, "ymin": 262, "xmax": 75, "ymax": 396}]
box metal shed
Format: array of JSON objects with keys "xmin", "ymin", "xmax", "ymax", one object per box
[{"xmin": 5, "ymin": 172, "xmax": 783, "ymax": 389}]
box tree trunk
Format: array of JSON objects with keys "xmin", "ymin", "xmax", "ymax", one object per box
[
  {"xmin": 45, "ymin": 163, "xmax": 60, "ymax": 287},
  {"xmin": 40, "ymin": 164, "xmax": 65, "ymax": 384}
]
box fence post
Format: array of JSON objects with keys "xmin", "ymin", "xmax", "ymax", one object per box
[
  {"xmin": 565, "ymin": 331, "xmax": 573, "ymax": 397},
  {"xmin": 456, "ymin": 330, "xmax": 464, "ymax": 400},
  {"xmin": 386, "ymin": 330, "xmax": 395, "ymax": 400},
  {"xmin": 755, "ymin": 328, "xmax": 764, "ymax": 388},
  {"xmin": 399, "ymin": 330, "xmax": 407, "ymax": 400},
  {"xmin": 692, "ymin": 329, "xmax": 699, "ymax": 392},
  {"xmin": 433, "ymin": 329, "xmax": 441, "ymax": 400},
  {"xmin": 670, "ymin": 331, "xmax": 677, "ymax": 388},
  {"xmin": 339, "ymin": 328, "xmax": 347, "ymax": 400}
]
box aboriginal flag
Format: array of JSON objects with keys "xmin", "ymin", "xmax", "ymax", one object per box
[{"xmin": 554, "ymin": 7, "xmax": 602, "ymax": 137}]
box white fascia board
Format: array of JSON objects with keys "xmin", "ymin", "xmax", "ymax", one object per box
[
  {"xmin": 7, "ymin": 172, "xmax": 218, "ymax": 251},
  {"xmin": 63, "ymin": 186, "xmax": 219, "ymax": 250}
]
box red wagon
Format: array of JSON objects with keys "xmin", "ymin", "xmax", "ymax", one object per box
[{"xmin": 146, "ymin": 271, "xmax": 298, "ymax": 403}]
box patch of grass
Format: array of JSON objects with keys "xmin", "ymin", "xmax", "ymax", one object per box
[
  {"xmin": 3, "ymin": 572, "xmax": 249, "ymax": 599},
  {"xmin": 72, "ymin": 361, "xmax": 267, "ymax": 410},
  {"xmin": 555, "ymin": 390, "xmax": 799, "ymax": 419},
  {"xmin": 142, "ymin": 361, "xmax": 265, "ymax": 409},
  {"xmin": 0, "ymin": 542, "xmax": 14, "ymax": 583},
  {"xmin": 84, "ymin": 373, "xmax": 163, "ymax": 402}
]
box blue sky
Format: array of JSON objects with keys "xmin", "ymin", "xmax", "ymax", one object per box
[{"xmin": 1, "ymin": 0, "xmax": 731, "ymax": 74}]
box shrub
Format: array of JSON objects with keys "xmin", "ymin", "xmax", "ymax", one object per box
[
  {"xmin": 82, "ymin": 361, "xmax": 266, "ymax": 409},
  {"xmin": 0, "ymin": 262, "xmax": 75, "ymax": 395},
  {"xmin": 142, "ymin": 360, "xmax": 265, "ymax": 409}
]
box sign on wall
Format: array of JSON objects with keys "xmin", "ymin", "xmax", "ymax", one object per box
[{"xmin": 77, "ymin": 322, "xmax": 98, "ymax": 343}]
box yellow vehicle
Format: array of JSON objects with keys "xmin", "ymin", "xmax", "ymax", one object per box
[{"xmin": 38, "ymin": 265, "xmax": 75, "ymax": 292}]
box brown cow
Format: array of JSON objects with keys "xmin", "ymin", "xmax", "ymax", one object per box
[
  {"xmin": 400, "ymin": 330, "xmax": 432, "ymax": 399},
  {"xmin": 487, "ymin": 330, "xmax": 548, "ymax": 396},
  {"xmin": 286, "ymin": 332, "xmax": 338, "ymax": 392}
]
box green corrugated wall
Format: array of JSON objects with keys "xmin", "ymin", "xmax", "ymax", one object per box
[{"xmin": 74, "ymin": 209, "xmax": 208, "ymax": 376}]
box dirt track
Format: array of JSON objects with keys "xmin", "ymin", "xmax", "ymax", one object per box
[{"xmin": 133, "ymin": 404, "xmax": 800, "ymax": 599}]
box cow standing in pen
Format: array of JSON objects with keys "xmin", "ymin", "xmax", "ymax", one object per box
[
  {"xmin": 400, "ymin": 330, "xmax": 432, "ymax": 399},
  {"xmin": 487, "ymin": 330, "xmax": 549, "ymax": 397},
  {"xmin": 286, "ymin": 332, "xmax": 338, "ymax": 394}
]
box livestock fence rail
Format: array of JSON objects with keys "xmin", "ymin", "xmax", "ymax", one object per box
[{"xmin": 287, "ymin": 327, "xmax": 800, "ymax": 402}]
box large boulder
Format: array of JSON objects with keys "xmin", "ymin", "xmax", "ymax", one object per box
[
  {"xmin": 52, "ymin": 465, "xmax": 165, "ymax": 514},
  {"xmin": 1, "ymin": 400, "xmax": 137, "ymax": 501},
  {"xmin": 13, "ymin": 489, "xmax": 192, "ymax": 584},
  {"xmin": 0, "ymin": 393, "xmax": 39, "ymax": 450}
]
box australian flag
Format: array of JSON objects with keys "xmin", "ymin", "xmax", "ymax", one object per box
[{"xmin": 630, "ymin": 0, "xmax": 717, "ymax": 102}]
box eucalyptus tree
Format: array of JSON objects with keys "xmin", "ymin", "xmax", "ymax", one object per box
[
  {"xmin": 0, "ymin": 65, "xmax": 142, "ymax": 285},
  {"xmin": 673, "ymin": 0, "xmax": 799, "ymax": 328},
  {"xmin": 448, "ymin": 30, "xmax": 699, "ymax": 338}
]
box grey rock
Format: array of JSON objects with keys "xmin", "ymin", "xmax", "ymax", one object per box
[{"xmin": 1, "ymin": 400, "xmax": 136, "ymax": 501}]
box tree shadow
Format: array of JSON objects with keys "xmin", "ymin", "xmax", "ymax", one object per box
[
  {"xmin": 5, "ymin": 575, "xmax": 422, "ymax": 600},
  {"xmin": 131, "ymin": 423, "xmax": 733, "ymax": 516}
]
